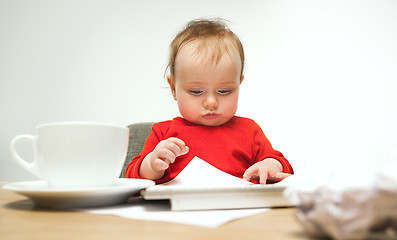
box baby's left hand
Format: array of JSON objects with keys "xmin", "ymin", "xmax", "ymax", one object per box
[{"xmin": 243, "ymin": 158, "xmax": 291, "ymax": 184}]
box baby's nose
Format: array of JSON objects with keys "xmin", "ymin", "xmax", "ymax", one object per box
[{"xmin": 203, "ymin": 95, "xmax": 218, "ymax": 110}]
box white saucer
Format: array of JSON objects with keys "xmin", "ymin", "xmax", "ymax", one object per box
[{"xmin": 3, "ymin": 178, "xmax": 155, "ymax": 209}]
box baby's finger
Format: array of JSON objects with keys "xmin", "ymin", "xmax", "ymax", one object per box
[
  {"xmin": 167, "ymin": 142, "xmax": 188, "ymax": 158},
  {"xmin": 166, "ymin": 137, "xmax": 189, "ymax": 155},
  {"xmin": 156, "ymin": 148, "xmax": 177, "ymax": 164},
  {"xmin": 267, "ymin": 172, "xmax": 291, "ymax": 183},
  {"xmin": 153, "ymin": 158, "xmax": 169, "ymax": 172},
  {"xmin": 275, "ymin": 172, "xmax": 292, "ymax": 181},
  {"xmin": 259, "ymin": 169, "xmax": 270, "ymax": 185},
  {"xmin": 242, "ymin": 166, "xmax": 257, "ymax": 182}
]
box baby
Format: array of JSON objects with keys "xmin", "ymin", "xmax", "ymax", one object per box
[{"xmin": 126, "ymin": 19, "xmax": 293, "ymax": 184}]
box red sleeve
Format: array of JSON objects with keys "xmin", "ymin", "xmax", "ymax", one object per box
[
  {"xmin": 252, "ymin": 121, "xmax": 294, "ymax": 174},
  {"xmin": 125, "ymin": 121, "xmax": 173, "ymax": 182}
]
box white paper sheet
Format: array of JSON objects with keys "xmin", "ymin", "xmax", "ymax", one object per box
[
  {"xmin": 82, "ymin": 156, "xmax": 268, "ymax": 227},
  {"xmin": 85, "ymin": 197, "xmax": 267, "ymax": 228},
  {"xmin": 160, "ymin": 156, "xmax": 253, "ymax": 187}
]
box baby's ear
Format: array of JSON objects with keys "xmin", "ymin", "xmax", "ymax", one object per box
[{"xmin": 167, "ymin": 75, "xmax": 177, "ymax": 100}]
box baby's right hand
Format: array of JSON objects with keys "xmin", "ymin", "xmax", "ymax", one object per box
[{"xmin": 149, "ymin": 137, "xmax": 189, "ymax": 173}]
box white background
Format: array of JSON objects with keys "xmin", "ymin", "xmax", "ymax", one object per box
[{"xmin": 1, "ymin": 0, "xmax": 396, "ymax": 182}]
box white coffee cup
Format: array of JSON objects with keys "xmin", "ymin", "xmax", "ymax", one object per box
[{"xmin": 10, "ymin": 122, "xmax": 129, "ymax": 188}]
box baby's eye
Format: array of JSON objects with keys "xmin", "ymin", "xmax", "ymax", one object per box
[
  {"xmin": 189, "ymin": 90, "xmax": 203, "ymax": 95},
  {"xmin": 218, "ymin": 89, "xmax": 231, "ymax": 95}
]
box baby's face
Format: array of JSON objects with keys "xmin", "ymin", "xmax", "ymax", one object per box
[{"xmin": 168, "ymin": 42, "xmax": 243, "ymax": 126}]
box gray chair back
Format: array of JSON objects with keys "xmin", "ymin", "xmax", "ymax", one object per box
[{"xmin": 120, "ymin": 122, "xmax": 155, "ymax": 178}]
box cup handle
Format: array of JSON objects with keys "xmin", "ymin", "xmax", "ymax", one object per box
[{"xmin": 9, "ymin": 135, "xmax": 43, "ymax": 178}]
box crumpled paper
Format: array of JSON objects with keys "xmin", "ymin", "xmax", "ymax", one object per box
[{"xmin": 284, "ymin": 160, "xmax": 397, "ymax": 240}]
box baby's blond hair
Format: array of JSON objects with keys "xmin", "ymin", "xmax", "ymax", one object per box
[{"xmin": 167, "ymin": 18, "xmax": 244, "ymax": 79}]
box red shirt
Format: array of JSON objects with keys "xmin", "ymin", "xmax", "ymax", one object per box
[{"xmin": 126, "ymin": 116, "xmax": 293, "ymax": 183}]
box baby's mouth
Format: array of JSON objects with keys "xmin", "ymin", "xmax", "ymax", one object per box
[{"xmin": 202, "ymin": 113, "xmax": 220, "ymax": 119}]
